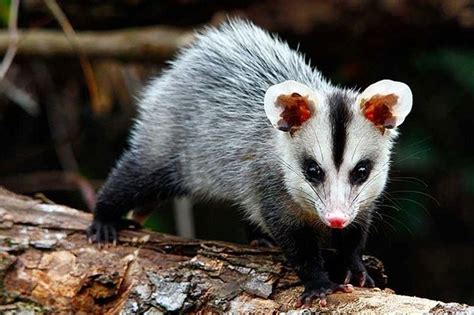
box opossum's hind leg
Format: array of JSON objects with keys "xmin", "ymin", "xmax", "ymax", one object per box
[
  {"xmin": 245, "ymin": 223, "xmax": 276, "ymax": 248},
  {"xmin": 87, "ymin": 150, "xmax": 184, "ymax": 244},
  {"xmin": 128, "ymin": 199, "xmax": 158, "ymax": 226}
]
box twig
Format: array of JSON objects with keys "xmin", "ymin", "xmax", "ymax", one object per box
[
  {"xmin": 0, "ymin": 78, "xmax": 39, "ymax": 116},
  {"xmin": 29, "ymin": 61, "xmax": 95, "ymax": 210},
  {"xmin": 0, "ymin": 27, "xmax": 193, "ymax": 59},
  {"xmin": 43, "ymin": 0, "xmax": 102, "ymax": 113},
  {"xmin": 0, "ymin": 0, "xmax": 19, "ymax": 79},
  {"xmin": 0, "ymin": 171, "xmax": 98, "ymax": 210}
]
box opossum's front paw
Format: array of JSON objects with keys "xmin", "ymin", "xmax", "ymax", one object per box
[
  {"xmin": 296, "ymin": 279, "xmax": 352, "ymax": 307},
  {"xmin": 86, "ymin": 219, "xmax": 119, "ymax": 245},
  {"xmin": 340, "ymin": 256, "xmax": 375, "ymax": 288},
  {"xmin": 87, "ymin": 218, "xmax": 142, "ymax": 245},
  {"xmin": 249, "ymin": 238, "xmax": 276, "ymax": 248},
  {"xmin": 344, "ymin": 269, "xmax": 375, "ymax": 288}
]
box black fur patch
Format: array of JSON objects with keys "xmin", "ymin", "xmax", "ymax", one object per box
[
  {"xmin": 259, "ymin": 191, "xmax": 325, "ymax": 281},
  {"xmin": 94, "ymin": 150, "xmax": 188, "ymax": 222},
  {"xmin": 328, "ymin": 92, "xmax": 353, "ymax": 169}
]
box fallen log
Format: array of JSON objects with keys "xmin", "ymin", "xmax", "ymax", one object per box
[{"xmin": 0, "ymin": 187, "xmax": 471, "ymax": 313}]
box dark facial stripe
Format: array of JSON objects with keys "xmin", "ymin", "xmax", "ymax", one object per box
[{"xmin": 328, "ymin": 92, "xmax": 353, "ymax": 169}]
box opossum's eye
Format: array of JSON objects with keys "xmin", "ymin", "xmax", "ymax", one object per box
[
  {"xmin": 350, "ymin": 159, "xmax": 373, "ymax": 185},
  {"xmin": 304, "ymin": 159, "xmax": 325, "ymax": 183}
]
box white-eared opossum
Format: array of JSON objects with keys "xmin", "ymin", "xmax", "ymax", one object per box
[{"xmin": 87, "ymin": 19, "xmax": 412, "ymax": 305}]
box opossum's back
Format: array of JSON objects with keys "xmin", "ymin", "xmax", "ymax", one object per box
[
  {"xmin": 130, "ymin": 20, "xmax": 321, "ymax": 197},
  {"xmin": 170, "ymin": 20, "xmax": 321, "ymax": 116},
  {"xmin": 137, "ymin": 20, "xmax": 323, "ymax": 140}
]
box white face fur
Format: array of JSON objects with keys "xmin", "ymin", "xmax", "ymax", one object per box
[{"xmin": 265, "ymin": 80, "xmax": 413, "ymax": 229}]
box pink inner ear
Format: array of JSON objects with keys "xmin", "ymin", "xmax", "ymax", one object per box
[
  {"xmin": 276, "ymin": 93, "xmax": 313, "ymax": 132},
  {"xmin": 361, "ymin": 93, "xmax": 398, "ymax": 131}
]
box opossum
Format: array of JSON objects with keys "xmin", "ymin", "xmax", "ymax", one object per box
[{"xmin": 87, "ymin": 19, "xmax": 413, "ymax": 305}]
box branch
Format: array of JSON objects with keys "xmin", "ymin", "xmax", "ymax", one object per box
[
  {"xmin": 0, "ymin": 188, "xmax": 471, "ymax": 313},
  {"xmin": 0, "ymin": 27, "xmax": 193, "ymax": 60},
  {"xmin": 0, "ymin": 78, "xmax": 39, "ymax": 116},
  {"xmin": 43, "ymin": 0, "xmax": 101, "ymax": 113},
  {"xmin": 0, "ymin": 0, "xmax": 19, "ymax": 79},
  {"xmin": 0, "ymin": 171, "xmax": 97, "ymax": 210}
]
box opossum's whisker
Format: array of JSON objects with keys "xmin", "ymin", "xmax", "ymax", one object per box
[
  {"xmin": 381, "ymin": 191, "xmax": 404, "ymax": 209},
  {"xmin": 389, "ymin": 190, "xmax": 439, "ymax": 206},
  {"xmin": 350, "ymin": 164, "xmax": 390, "ymax": 209},
  {"xmin": 382, "ymin": 189, "xmax": 435, "ymax": 217},
  {"xmin": 379, "ymin": 202, "xmax": 425, "ymax": 226},
  {"xmin": 359, "ymin": 191, "xmax": 427, "ymax": 228},
  {"xmin": 388, "ymin": 176, "xmax": 428, "ymax": 187},
  {"xmin": 304, "ymin": 183, "xmax": 327, "ymax": 208},
  {"xmin": 308, "ymin": 124, "xmax": 327, "ymax": 200},
  {"xmin": 309, "ymin": 123, "xmax": 324, "ymax": 163},
  {"xmin": 321, "ymin": 181, "xmax": 328, "ymax": 200},
  {"xmin": 392, "ymin": 148, "xmax": 431, "ymax": 166},
  {"xmin": 300, "ymin": 196, "xmax": 320, "ymax": 208},
  {"xmin": 347, "ymin": 182, "xmax": 353, "ymax": 208},
  {"xmin": 358, "ymin": 149, "xmax": 428, "ymax": 207},
  {"xmin": 350, "ymin": 198, "xmax": 375, "ymax": 223},
  {"xmin": 374, "ymin": 191, "xmax": 424, "ymax": 233},
  {"xmin": 351, "ymin": 137, "xmax": 363, "ymax": 162},
  {"xmin": 372, "ymin": 208, "xmax": 406, "ymax": 233},
  {"xmin": 350, "ymin": 210, "xmax": 373, "ymax": 233},
  {"xmin": 270, "ymin": 153, "xmax": 327, "ymax": 207},
  {"xmin": 402, "ymin": 136, "xmax": 432, "ymax": 149},
  {"xmin": 372, "ymin": 210, "xmax": 399, "ymax": 234},
  {"xmin": 354, "ymin": 195, "xmax": 379, "ymax": 208},
  {"xmin": 287, "ymin": 186, "xmax": 318, "ymax": 204},
  {"xmin": 367, "ymin": 191, "xmax": 401, "ymax": 211},
  {"xmin": 378, "ymin": 201, "xmax": 402, "ymax": 213},
  {"xmin": 386, "ymin": 197, "xmax": 429, "ymax": 215},
  {"xmin": 374, "ymin": 207, "xmax": 415, "ymax": 235},
  {"xmin": 268, "ymin": 153, "xmax": 300, "ymax": 176}
]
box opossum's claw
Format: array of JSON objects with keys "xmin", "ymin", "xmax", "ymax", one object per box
[
  {"xmin": 86, "ymin": 217, "xmax": 142, "ymax": 246},
  {"xmin": 86, "ymin": 219, "xmax": 119, "ymax": 245},
  {"xmin": 249, "ymin": 238, "xmax": 276, "ymax": 248},
  {"xmin": 296, "ymin": 281, "xmax": 352, "ymax": 308},
  {"xmin": 344, "ymin": 270, "xmax": 375, "ymax": 288}
]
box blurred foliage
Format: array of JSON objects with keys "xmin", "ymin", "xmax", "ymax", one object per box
[
  {"xmin": 0, "ymin": 0, "xmax": 10, "ymax": 27},
  {"xmin": 463, "ymin": 165, "xmax": 474, "ymax": 194},
  {"xmin": 416, "ymin": 50, "xmax": 474, "ymax": 96}
]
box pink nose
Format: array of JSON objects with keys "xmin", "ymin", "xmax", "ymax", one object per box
[{"xmin": 325, "ymin": 212, "xmax": 348, "ymax": 229}]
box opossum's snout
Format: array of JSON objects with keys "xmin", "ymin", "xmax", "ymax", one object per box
[
  {"xmin": 320, "ymin": 203, "xmax": 351, "ymax": 229},
  {"xmin": 324, "ymin": 211, "xmax": 348, "ymax": 229}
]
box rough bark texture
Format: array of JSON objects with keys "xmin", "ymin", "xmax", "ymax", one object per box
[{"xmin": 0, "ymin": 188, "xmax": 472, "ymax": 314}]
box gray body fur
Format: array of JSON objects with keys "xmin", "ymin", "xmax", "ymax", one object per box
[{"xmin": 131, "ymin": 21, "xmax": 329, "ymax": 227}]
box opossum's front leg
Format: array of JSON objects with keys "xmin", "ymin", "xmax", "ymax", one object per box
[
  {"xmin": 87, "ymin": 150, "xmax": 159, "ymax": 244},
  {"xmin": 260, "ymin": 196, "xmax": 351, "ymax": 306},
  {"xmin": 332, "ymin": 219, "xmax": 375, "ymax": 288}
]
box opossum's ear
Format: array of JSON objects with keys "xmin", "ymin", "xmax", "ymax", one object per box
[
  {"xmin": 357, "ymin": 79, "xmax": 413, "ymax": 132},
  {"xmin": 264, "ymin": 80, "xmax": 317, "ymax": 132}
]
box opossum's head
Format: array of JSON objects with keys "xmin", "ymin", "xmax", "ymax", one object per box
[{"xmin": 264, "ymin": 80, "xmax": 412, "ymax": 228}]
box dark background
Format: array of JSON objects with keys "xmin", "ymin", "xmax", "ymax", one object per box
[{"xmin": 0, "ymin": 0, "xmax": 473, "ymax": 304}]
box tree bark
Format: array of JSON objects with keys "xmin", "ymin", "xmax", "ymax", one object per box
[{"xmin": 0, "ymin": 187, "xmax": 471, "ymax": 314}]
